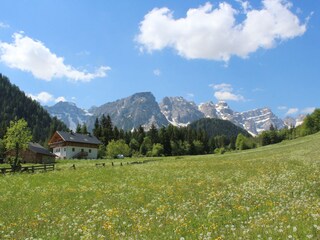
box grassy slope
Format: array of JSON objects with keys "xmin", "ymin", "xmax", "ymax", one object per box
[{"xmin": 0, "ymin": 133, "xmax": 320, "ymax": 239}]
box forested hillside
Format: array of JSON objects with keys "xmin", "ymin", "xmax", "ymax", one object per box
[
  {"xmin": 189, "ymin": 118, "xmax": 251, "ymax": 138},
  {"xmin": 0, "ymin": 74, "xmax": 68, "ymax": 144}
]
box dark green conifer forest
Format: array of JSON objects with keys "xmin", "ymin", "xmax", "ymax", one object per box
[{"xmin": 0, "ymin": 74, "xmax": 68, "ymax": 145}]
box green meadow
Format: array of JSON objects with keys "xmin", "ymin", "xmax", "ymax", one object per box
[{"xmin": 1, "ymin": 133, "xmax": 320, "ymax": 239}]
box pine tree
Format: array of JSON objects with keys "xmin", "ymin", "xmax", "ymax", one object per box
[
  {"xmin": 76, "ymin": 124, "xmax": 82, "ymax": 133},
  {"xmin": 81, "ymin": 124, "xmax": 88, "ymax": 134},
  {"xmin": 93, "ymin": 118, "xmax": 101, "ymax": 138},
  {"xmin": 148, "ymin": 123, "xmax": 159, "ymax": 144}
]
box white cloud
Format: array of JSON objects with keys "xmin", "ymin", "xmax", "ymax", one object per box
[
  {"xmin": 210, "ymin": 83, "xmax": 245, "ymax": 101},
  {"xmin": 55, "ymin": 96, "xmax": 66, "ymax": 103},
  {"xmin": 214, "ymin": 91, "xmax": 245, "ymax": 101},
  {"xmin": 136, "ymin": 0, "xmax": 306, "ymax": 61},
  {"xmin": 0, "ymin": 22, "xmax": 9, "ymax": 28},
  {"xmin": 153, "ymin": 69, "xmax": 161, "ymax": 76},
  {"xmin": 301, "ymin": 107, "xmax": 315, "ymax": 114},
  {"xmin": 286, "ymin": 108, "xmax": 299, "ymax": 115},
  {"xmin": 0, "ymin": 32, "xmax": 111, "ymax": 82},
  {"xmin": 280, "ymin": 106, "xmax": 315, "ymax": 115},
  {"xmin": 28, "ymin": 92, "xmax": 54, "ymax": 104},
  {"xmin": 211, "ymin": 83, "xmax": 233, "ymax": 92},
  {"xmin": 28, "ymin": 91, "xmax": 66, "ymax": 104}
]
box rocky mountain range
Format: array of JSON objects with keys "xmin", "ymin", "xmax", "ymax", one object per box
[
  {"xmin": 87, "ymin": 92, "xmax": 168, "ymax": 131},
  {"xmin": 44, "ymin": 101, "xmax": 92, "ymax": 131},
  {"xmin": 44, "ymin": 92, "xmax": 305, "ymax": 136}
]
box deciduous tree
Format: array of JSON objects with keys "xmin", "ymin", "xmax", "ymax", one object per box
[{"xmin": 4, "ymin": 119, "xmax": 32, "ymax": 170}]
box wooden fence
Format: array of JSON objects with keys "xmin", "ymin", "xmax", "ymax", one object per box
[
  {"xmin": 1, "ymin": 159, "xmax": 158, "ymax": 175},
  {"xmin": 1, "ymin": 164, "xmax": 55, "ymax": 175}
]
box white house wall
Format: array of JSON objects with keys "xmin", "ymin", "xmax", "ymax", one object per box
[{"xmin": 53, "ymin": 146, "xmax": 98, "ymax": 159}]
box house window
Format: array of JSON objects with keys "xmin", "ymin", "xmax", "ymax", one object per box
[
  {"xmin": 64, "ymin": 148, "xmax": 66, "ymax": 152},
  {"xmin": 89, "ymin": 149, "xmax": 91, "ymax": 153},
  {"xmin": 72, "ymin": 148, "xmax": 75, "ymax": 152}
]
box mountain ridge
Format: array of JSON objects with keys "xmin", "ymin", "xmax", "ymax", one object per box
[{"xmin": 45, "ymin": 92, "xmax": 296, "ymax": 135}]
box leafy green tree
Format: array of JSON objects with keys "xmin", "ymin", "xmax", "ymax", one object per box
[
  {"xmin": 106, "ymin": 140, "xmax": 131, "ymax": 158},
  {"xmin": 193, "ymin": 140, "xmax": 204, "ymax": 155},
  {"xmin": 236, "ymin": 133, "xmax": 247, "ymax": 150},
  {"xmin": 151, "ymin": 143, "xmax": 164, "ymax": 157},
  {"xmin": 140, "ymin": 136, "xmax": 152, "ymax": 155},
  {"xmin": 170, "ymin": 140, "xmax": 185, "ymax": 156},
  {"xmin": 98, "ymin": 144, "xmax": 106, "ymax": 159},
  {"xmin": 129, "ymin": 138, "xmax": 140, "ymax": 152},
  {"xmin": 301, "ymin": 109, "xmax": 320, "ymax": 135},
  {"xmin": 4, "ymin": 119, "xmax": 32, "ymax": 170},
  {"xmin": 260, "ymin": 131, "xmax": 271, "ymax": 146}
]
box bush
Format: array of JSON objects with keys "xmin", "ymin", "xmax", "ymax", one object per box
[
  {"xmin": 106, "ymin": 140, "xmax": 131, "ymax": 158},
  {"xmin": 151, "ymin": 143, "xmax": 164, "ymax": 157},
  {"xmin": 214, "ymin": 148, "xmax": 226, "ymax": 154}
]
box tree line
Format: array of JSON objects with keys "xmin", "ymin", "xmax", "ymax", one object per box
[
  {"xmin": 233, "ymin": 109, "xmax": 320, "ymax": 150},
  {"xmin": 87, "ymin": 115, "xmax": 251, "ymax": 158},
  {"xmin": 86, "ymin": 108, "xmax": 320, "ymax": 159}
]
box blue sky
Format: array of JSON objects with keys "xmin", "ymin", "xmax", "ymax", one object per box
[{"xmin": 0, "ymin": 0, "xmax": 318, "ymax": 118}]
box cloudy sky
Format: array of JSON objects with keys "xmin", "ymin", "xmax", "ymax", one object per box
[{"xmin": 0, "ymin": 0, "xmax": 318, "ymax": 117}]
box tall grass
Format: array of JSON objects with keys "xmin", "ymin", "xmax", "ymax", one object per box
[{"xmin": 0, "ymin": 133, "xmax": 320, "ymax": 239}]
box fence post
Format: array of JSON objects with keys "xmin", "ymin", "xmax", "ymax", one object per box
[
  {"xmin": 32, "ymin": 166, "xmax": 35, "ymax": 173},
  {"xmin": 112, "ymin": 162, "xmax": 114, "ymax": 167},
  {"xmin": 44, "ymin": 164, "xmax": 47, "ymax": 172}
]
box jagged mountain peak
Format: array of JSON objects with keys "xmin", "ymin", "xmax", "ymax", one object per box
[
  {"xmin": 284, "ymin": 114, "xmax": 306, "ymax": 128},
  {"xmin": 159, "ymin": 96, "xmax": 204, "ymax": 126},
  {"xmin": 89, "ymin": 92, "xmax": 168, "ymax": 131},
  {"xmin": 215, "ymin": 101, "xmax": 229, "ymax": 108},
  {"xmin": 45, "ymin": 92, "xmax": 288, "ymax": 136},
  {"xmin": 198, "ymin": 101, "xmax": 218, "ymax": 118},
  {"xmin": 45, "ymin": 101, "xmax": 91, "ymax": 131},
  {"xmin": 55, "ymin": 101, "xmax": 76, "ymax": 107}
]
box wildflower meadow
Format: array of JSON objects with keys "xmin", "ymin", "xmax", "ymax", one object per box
[{"xmin": 0, "ymin": 133, "xmax": 320, "ymax": 239}]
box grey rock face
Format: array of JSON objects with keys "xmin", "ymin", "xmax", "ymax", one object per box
[
  {"xmin": 284, "ymin": 114, "xmax": 306, "ymax": 128},
  {"xmin": 159, "ymin": 97, "xmax": 205, "ymax": 126},
  {"xmin": 90, "ymin": 92, "xmax": 168, "ymax": 131},
  {"xmin": 197, "ymin": 101, "xmax": 285, "ymax": 135},
  {"xmin": 234, "ymin": 108, "xmax": 285, "ymax": 135},
  {"xmin": 46, "ymin": 93, "xmax": 286, "ymax": 136},
  {"xmin": 45, "ymin": 101, "xmax": 92, "ymax": 131},
  {"xmin": 198, "ymin": 102, "xmax": 218, "ymax": 118}
]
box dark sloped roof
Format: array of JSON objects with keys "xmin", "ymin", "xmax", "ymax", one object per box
[
  {"xmin": 57, "ymin": 131, "xmax": 102, "ymax": 145},
  {"xmin": 28, "ymin": 142, "xmax": 56, "ymax": 157}
]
